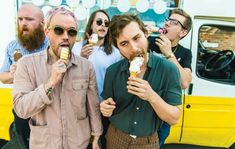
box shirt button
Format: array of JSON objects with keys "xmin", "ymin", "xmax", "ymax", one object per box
[
  {"xmin": 134, "ymin": 122, "xmax": 137, "ymax": 125},
  {"xmin": 136, "ymin": 107, "xmax": 139, "ymax": 110}
]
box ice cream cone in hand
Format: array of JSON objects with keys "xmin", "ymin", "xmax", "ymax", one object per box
[
  {"xmin": 13, "ymin": 49, "xmax": 22, "ymax": 62},
  {"xmin": 129, "ymin": 56, "xmax": 144, "ymax": 78},
  {"xmin": 88, "ymin": 34, "xmax": 98, "ymax": 45},
  {"xmin": 60, "ymin": 47, "xmax": 69, "ymax": 60}
]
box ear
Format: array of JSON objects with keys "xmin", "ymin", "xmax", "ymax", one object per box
[
  {"xmin": 44, "ymin": 27, "xmax": 49, "ymax": 36},
  {"xmin": 179, "ymin": 29, "xmax": 188, "ymax": 38}
]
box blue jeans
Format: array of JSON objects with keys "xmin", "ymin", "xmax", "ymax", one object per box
[{"xmin": 158, "ymin": 122, "xmax": 170, "ymax": 148}]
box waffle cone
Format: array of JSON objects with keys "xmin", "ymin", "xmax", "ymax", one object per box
[{"xmin": 130, "ymin": 72, "xmax": 137, "ymax": 77}]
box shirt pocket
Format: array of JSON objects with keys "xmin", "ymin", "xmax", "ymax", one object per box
[
  {"xmin": 29, "ymin": 119, "xmax": 51, "ymax": 149},
  {"xmin": 71, "ymin": 79, "xmax": 89, "ymax": 119}
]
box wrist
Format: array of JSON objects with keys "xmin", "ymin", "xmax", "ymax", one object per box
[
  {"xmin": 165, "ymin": 53, "xmax": 175, "ymax": 59},
  {"xmin": 45, "ymin": 82, "xmax": 54, "ymax": 95}
]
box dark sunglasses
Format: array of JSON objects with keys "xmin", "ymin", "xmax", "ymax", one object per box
[
  {"xmin": 96, "ymin": 18, "xmax": 109, "ymax": 27},
  {"xmin": 166, "ymin": 18, "xmax": 186, "ymax": 29},
  {"xmin": 48, "ymin": 25, "xmax": 78, "ymax": 37}
]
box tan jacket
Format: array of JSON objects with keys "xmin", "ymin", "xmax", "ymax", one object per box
[{"xmin": 13, "ymin": 50, "xmax": 102, "ymax": 149}]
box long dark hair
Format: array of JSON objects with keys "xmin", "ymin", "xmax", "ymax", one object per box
[{"xmin": 84, "ymin": 10, "xmax": 112, "ymax": 55}]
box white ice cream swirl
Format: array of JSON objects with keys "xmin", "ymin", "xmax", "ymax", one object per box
[{"xmin": 129, "ymin": 57, "xmax": 144, "ymax": 73}]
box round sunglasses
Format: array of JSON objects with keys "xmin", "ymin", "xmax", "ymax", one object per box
[
  {"xmin": 95, "ymin": 18, "xmax": 109, "ymax": 27},
  {"xmin": 48, "ymin": 25, "xmax": 78, "ymax": 37}
]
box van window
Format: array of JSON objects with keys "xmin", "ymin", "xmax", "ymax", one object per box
[{"xmin": 196, "ymin": 25, "xmax": 235, "ymax": 84}]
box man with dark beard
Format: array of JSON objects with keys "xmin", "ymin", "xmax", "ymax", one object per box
[{"xmin": 0, "ymin": 4, "xmax": 48, "ymax": 149}]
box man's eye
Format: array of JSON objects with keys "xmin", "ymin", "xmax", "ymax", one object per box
[
  {"xmin": 134, "ymin": 36, "xmax": 141, "ymax": 41},
  {"xmin": 120, "ymin": 42, "xmax": 128, "ymax": 47}
]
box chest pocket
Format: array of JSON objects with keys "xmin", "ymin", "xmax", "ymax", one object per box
[
  {"xmin": 71, "ymin": 80, "xmax": 89, "ymax": 119},
  {"xmin": 72, "ymin": 80, "xmax": 89, "ymax": 90}
]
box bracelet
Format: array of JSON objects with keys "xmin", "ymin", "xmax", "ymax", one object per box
[{"xmin": 46, "ymin": 86, "xmax": 53, "ymax": 95}]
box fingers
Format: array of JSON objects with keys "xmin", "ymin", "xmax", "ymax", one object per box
[
  {"xmin": 127, "ymin": 77, "xmax": 151, "ymax": 100},
  {"xmin": 10, "ymin": 64, "xmax": 17, "ymax": 75},
  {"xmin": 54, "ymin": 60, "xmax": 67, "ymax": 73},
  {"xmin": 80, "ymin": 44, "xmax": 93, "ymax": 58},
  {"xmin": 100, "ymin": 98, "xmax": 116, "ymax": 117}
]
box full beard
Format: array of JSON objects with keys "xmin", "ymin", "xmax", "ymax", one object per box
[{"xmin": 17, "ymin": 24, "xmax": 45, "ymax": 51}]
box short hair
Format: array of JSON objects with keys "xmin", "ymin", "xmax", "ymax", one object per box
[
  {"xmin": 109, "ymin": 14, "xmax": 148, "ymax": 48},
  {"xmin": 45, "ymin": 7, "xmax": 77, "ymax": 28},
  {"xmin": 170, "ymin": 8, "xmax": 192, "ymax": 31},
  {"xmin": 84, "ymin": 10, "xmax": 112, "ymax": 55}
]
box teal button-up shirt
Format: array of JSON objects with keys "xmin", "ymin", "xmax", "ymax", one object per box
[{"xmin": 101, "ymin": 51, "xmax": 182, "ymax": 137}]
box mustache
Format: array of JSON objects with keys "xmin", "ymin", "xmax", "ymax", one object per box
[{"xmin": 130, "ymin": 48, "xmax": 146, "ymax": 61}]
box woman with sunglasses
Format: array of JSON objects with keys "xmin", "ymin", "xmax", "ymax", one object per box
[{"xmin": 73, "ymin": 10, "xmax": 121, "ymax": 149}]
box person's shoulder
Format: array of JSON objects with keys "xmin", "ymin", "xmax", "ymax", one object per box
[
  {"xmin": 23, "ymin": 50, "xmax": 46, "ymax": 59},
  {"xmin": 73, "ymin": 53, "xmax": 93, "ymax": 66},
  {"xmin": 178, "ymin": 44, "xmax": 191, "ymax": 53},
  {"xmin": 18, "ymin": 50, "xmax": 46, "ymax": 65},
  {"xmin": 152, "ymin": 53, "xmax": 178, "ymax": 71},
  {"xmin": 6, "ymin": 40, "xmax": 20, "ymax": 51},
  {"xmin": 72, "ymin": 41, "xmax": 84, "ymax": 55},
  {"xmin": 107, "ymin": 59, "xmax": 125, "ymax": 71}
]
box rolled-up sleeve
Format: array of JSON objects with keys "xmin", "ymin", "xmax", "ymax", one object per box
[{"xmin": 13, "ymin": 58, "xmax": 52, "ymax": 119}]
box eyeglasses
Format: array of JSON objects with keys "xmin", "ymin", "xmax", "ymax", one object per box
[
  {"xmin": 96, "ymin": 18, "xmax": 109, "ymax": 27},
  {"xmin": 48, "ymin": 25, "xmax": 78, "ymax": 37},
  {"xmin": 165, "ymin": 18, "xmax": 186, "ymax": 29}
]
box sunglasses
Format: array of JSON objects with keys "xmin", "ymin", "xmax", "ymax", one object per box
[
  {"xmin": 48, "ymin": 25, "xmax": 78, "ymax": 37},
  {"xmin": 96, "ymin": 18, "xmax": 109, "ymax": 27},
  {"xmin": 165, "ymin": 18, "xmax": 186, "ymax": 29}
]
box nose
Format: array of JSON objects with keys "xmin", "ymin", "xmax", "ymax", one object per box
[
  {"xmin": 19, "ymin": 19, "xmax": 28, "ymax": 27},
  {"xmin": 129, "ymin": 41, "xmax": 139, "ymax": 53},
  {"xmin": 62, "ymin": 30, "xmax": 69, "ymax": 40}
]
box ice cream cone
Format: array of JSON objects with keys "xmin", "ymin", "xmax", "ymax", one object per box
[
  {"xmin": 130, "ymin": 71, "xmax": 137, "ymax": 77},
  {"xmin": 89, "ymin": 34, "xmax": 98, "ymax": 45},
  {"xmin": 60, "ymin": 47, "xmax": 69, "ymax": 60},
  {"xmin": 13, "ymin": 50, "xmax": 22, "ymax": 62}
]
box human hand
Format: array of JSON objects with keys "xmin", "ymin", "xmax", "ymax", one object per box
[
  {"xmin": 80, "ymin": 44, "xmax": 93, "ymax": 59},
  {"xmin": 92, "ymin": 136, "xmax": 100, "ymax": 149},
  {"xmin": 155, "ymin": 34, "xmax": 172, "ymax": 56},
  {"xmin": 9, "ymin": 63, "xmax": 17, "ymax": 78},
  {"xmin": 127, "ymin": 77, "xmax": 155, "ymax": 102},
  {"xmin": 100, "ymin": 98, "xmax": 116, "ymax": 117},
  {"xmin": 47, "ymin": 59, "xmax": 67, "ymax": 88}
]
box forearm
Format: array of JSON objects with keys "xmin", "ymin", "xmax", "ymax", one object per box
[
  {"xmin": 0, "ymin": 72, "xmax": 13, "ymax": 84},
  {"xmin": 148, "ymin": 91, "xmax": 181, "ymax": 125},
  {"xmin": 13, "ymin": 84, "xmax": 52, "ymax": 119},
  {"xmin": 169, "ymin": 57, "xmax": 192, "ymax": 89}
]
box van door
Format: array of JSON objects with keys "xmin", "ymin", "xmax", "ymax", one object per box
[{"xmin": 181, "ymin": 16, "xmax": 235, "ymax": 148}]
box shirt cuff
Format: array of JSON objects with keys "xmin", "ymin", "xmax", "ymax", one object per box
[{"xmin": 39, "ymin": 84, "xmax": 53, "ymax": 105}]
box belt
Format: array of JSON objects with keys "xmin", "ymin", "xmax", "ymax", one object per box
[
  {"xmin": 129, "ymin": 134, "xmax": 137, "ymax": 139},
  {"xmin": 109, "ymin": 124, "xmax": 158, "ymax": 144}
]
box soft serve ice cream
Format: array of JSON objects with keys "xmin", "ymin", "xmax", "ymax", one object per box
[
  {"xmin": 88, "ymin": 34, "xmax": 98, "ymax": 45},
  {"xmin": 129, "ymin": 56, "xmax": 144, "ymax": 77}
]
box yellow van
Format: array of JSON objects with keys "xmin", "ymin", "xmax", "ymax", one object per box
[
  {"xmin": 0, "ymin": 85, "xmax": 14, "ymax": 141},
  {"xmin": 166, "ymin": 16, "xmax": 235, "ymax": 149}
]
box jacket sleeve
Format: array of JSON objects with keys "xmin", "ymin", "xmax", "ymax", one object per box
[
  {"xmin": 86, "ymin": 62, "xmax": 103, "ymax": 137},
  {"xmin": 13, "ymin": 58, "xmax": 52, "ymax": 119}
]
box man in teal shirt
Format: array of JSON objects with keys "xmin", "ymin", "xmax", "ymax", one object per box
[{"xmin": 100, "ymin": 14, "xmax": 182, "ymax": 149}]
